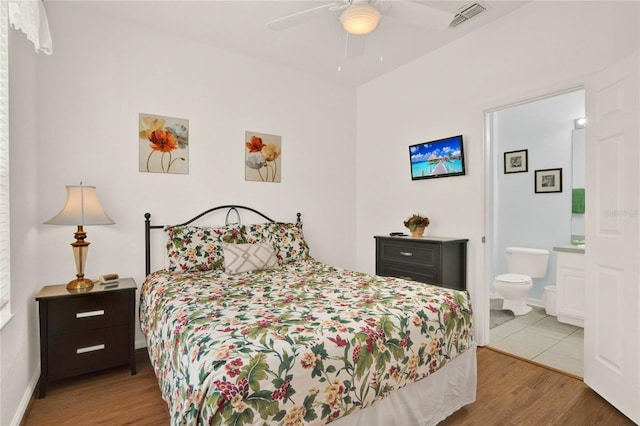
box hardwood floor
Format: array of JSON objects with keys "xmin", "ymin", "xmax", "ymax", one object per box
[
  {"xmin": 441, "ymin": 347, "xmax": 633, "ymax": 426},
  {"xmin": 23, "ymin": 350, "xmax": 169, "ymax": 425},
  {"xmin": 23, "ymin": 347, "xmax": 633, "ymax": 425}
]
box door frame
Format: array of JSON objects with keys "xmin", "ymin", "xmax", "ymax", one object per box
[{"xmin": 479, "ymin": 82, "xmax": 585, "ymax": 347}]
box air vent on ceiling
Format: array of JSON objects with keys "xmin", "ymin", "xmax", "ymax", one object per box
[{"xmin": 449, "ymin": 3, "xmax": 486, "ymax": 28}]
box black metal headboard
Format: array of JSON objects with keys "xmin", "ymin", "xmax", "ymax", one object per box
[{"xmin": 144, "ymin": 205, "xmax": 301, "ymax": 276}]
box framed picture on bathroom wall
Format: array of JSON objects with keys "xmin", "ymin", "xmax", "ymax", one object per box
[
  {"xmin": 535, "ymin": 168, "xmax": 563, "ymax": 193},
  {"xmin": 504, "ymin": 149, "xmax": 528, "ymax": 174}
]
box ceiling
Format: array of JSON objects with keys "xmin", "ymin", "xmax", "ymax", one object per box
[{"xmin": 62, "ymin": 0, "xmax": 528, "ymax": 87}]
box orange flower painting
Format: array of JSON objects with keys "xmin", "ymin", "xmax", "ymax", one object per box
[
  {"xmin": 139, "ymin": 113, "xmax": 189, "ymax": 174},
  {"xmin": 245, "ymin": 131, "xmax": 281, "ymax": 182}
]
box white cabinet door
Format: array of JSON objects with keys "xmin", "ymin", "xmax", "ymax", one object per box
[
  {"xmin": 584, "ymin": 50, "xmax": 639, "ymax": 424},
  {"xmin": 555, "ymin": 251, "xmax": 585, "ymax": 327}
]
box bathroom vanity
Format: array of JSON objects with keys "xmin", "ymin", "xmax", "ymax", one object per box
[{"xmin": 554, "ymin": 245, "xmax": 585, "ymax": 327}]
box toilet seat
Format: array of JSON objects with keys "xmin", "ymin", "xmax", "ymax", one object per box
[{"xmin": 495, "ymin": 273, "xmax": 532, "ymax": 285}]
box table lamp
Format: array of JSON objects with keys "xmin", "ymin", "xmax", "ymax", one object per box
[{"xmin": 44, "ymin": 183, "xmax": 114, "ymax": 291}]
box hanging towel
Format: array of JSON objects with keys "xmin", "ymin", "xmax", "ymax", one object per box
[{"xmin": 572, "ymin": 188, "xmax": 585, "ymax": 214}]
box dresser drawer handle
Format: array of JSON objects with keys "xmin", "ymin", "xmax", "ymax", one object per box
[
  {"xmin": 76, "ymin": 344, "xmax": 105, "ymax": 354},
  {"xmin": 399, "ymin": 251, "xmax": 413, "ymax": 257},
  {"xmin": 76, "ymin": 310, "xmax": 105, "ymax": 319}
]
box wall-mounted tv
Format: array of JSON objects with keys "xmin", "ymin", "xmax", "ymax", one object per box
[{"xmin": 409, "ymin": 135, "xmax": 466, "ymax": 180}]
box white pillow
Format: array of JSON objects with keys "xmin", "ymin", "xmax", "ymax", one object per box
[{"xmin": 222, "ymin": 242, "xmax": 279, "ymax": 275}]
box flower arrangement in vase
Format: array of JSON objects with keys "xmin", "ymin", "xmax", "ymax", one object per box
[{"xmin": 403, "ymin": 214, "xmax": 430, "ymax": 237}]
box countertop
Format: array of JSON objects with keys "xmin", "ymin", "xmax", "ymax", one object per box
[{"xmin": 553, "ymin": 244, "xmax": 585, "ymax": 254}]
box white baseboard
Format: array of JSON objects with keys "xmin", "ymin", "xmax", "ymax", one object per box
[
  {"xmin": 526, "ymin": 297, "xmax": 544, "ymax": 308},
  {"xmin": 12, "ymin": 363, "xmax": 40, "ymax": 426},
  {"xmin": 135, "ymin": 338, "xmax": 147, "ymax": 350},
  {"xmin": 490, "ymin": 293, "xmax": 545, "ymax": 309}
]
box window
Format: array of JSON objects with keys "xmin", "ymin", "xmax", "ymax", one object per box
[
  {"xmin": 0, "ymin": 1, "xmax": 12, "ymax": 330},
  {"xmin": 0, "ymin": 1, "xmax": 52, "ymax": 330}
]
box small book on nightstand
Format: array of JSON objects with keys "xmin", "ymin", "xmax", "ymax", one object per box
[{"xmin": 99, "ymin": 273, "xmax": 119, "ymax": 284}]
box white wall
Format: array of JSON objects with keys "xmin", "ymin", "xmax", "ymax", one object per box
[
  {"xmin": 36, "ymin": 3, "xmax": 357, "ymax": 308},
  {"xmin": 355, "ymin": 1, "xmax": 639, "ymax": 344},
  {"xmin": 3, "ymin": 3, "xmax": 357, "ymax": 424},
  {"xmin": 492, "ymin": 89, "xmax": 585, "ymax": 300}
]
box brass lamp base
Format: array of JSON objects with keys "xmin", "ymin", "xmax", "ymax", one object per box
[{"xmin": 67, "ymin": 278, "xmax": 94, "ymax": 291}]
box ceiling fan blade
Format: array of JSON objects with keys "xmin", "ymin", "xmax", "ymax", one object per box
[
  {"xmin": 382, "ymin": 0, "xmax": 451, "ymax": 30},
  {"xmin": 267, "ymin": 3, "xmax": 340, "ymax": 31}
]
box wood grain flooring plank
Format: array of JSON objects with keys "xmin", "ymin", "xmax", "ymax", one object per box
[{"xmin": 23, "ymin": 347, "xmax": 633, "ymax": 425}]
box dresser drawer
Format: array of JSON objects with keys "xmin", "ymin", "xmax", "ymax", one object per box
[
  {"xmin": 375, "ymin": 236, "xmax": 468, "ymax": 290},
  {"xmin": 378, "ymin": 240, "xmax": 441, "ymax": 266},
  {"xmin": 48, "ymin": 325, "xmax": 130, "ymax": 381},
  {"xmin": 378, "ymin": 263, "xmax": 439, "ymax": 284},
  {"xmin": 47, "ymin": 291, "xmax": 130, "ymax": 335}
]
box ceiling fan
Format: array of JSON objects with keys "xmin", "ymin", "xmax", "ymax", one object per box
[
  {"xmin": 266, "ymin": 0, "xmax": 454, "ymax": 36},
  {"xmin": 267, "ymin": 1, "xmax": 486, "ymax": 67}
]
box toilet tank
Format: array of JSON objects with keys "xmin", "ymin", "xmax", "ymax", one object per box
[{"xmin": 506, "ymin": 247, "xmax": 549, "ymax": 278}]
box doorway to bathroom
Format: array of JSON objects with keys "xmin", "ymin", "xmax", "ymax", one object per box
[{"xmin": 485, "ymin": 88, "xmax": 585, "ymax": 377}]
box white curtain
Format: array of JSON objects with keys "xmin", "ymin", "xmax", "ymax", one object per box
[{"xmin": 8, "ymin": 0, "xmax": 52, "ymax": 55}]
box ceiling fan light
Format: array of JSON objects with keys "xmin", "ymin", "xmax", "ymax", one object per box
[{"xmin": 339, "ymin": 4, "xmax": 381, "ymax": 35}]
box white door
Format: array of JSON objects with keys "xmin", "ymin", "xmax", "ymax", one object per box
[{"xmin": 584, "ymin": 50, "xmax": 639, "ymax": 423}]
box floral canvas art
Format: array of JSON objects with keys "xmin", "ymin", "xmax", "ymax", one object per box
[
  {"xmin": 139, "ymin": 113, "xmax": 189, "ymax": 174},
  {"xmin": 245, "ymin": 131, "xmax": 281, "ymax": 182}
]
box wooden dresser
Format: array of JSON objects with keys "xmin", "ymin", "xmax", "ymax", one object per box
[
  {"xmin": 35, "ymin": 278, "xmax": 137, "ymax": 398},
  {"xmin": 375, "ymin": 236, "xmax": 468, "ymax": 291}
]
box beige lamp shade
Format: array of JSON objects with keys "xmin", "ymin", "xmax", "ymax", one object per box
[
  {"xmin": 44, "ymin": 185, "xmax": 114, "ymax": 226},
  {"xmin": 339, "ymin": 4, "xmax": 381, "ymax": 35},
  {"xmin": 44, "ymin": 184, "xmax": 114, "ymax": 291}
]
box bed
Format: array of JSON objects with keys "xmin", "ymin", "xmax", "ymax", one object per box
[{"xmin": 140, "ymin": 205, "xmax": 476, "ymax": 425}]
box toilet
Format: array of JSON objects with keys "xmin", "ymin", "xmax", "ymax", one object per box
[{"xmin": 494, "ymin": 247, "xmax": 549, "ymax": 315}]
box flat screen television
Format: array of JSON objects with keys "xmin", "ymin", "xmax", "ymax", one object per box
[{"xmin": 409, "ymin": 135, "xmax": 466, "ymax": 180}]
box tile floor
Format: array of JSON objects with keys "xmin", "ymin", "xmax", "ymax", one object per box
[{"xmin": 489, "ymin": 301, "xmax": 584, "ymax": 377}]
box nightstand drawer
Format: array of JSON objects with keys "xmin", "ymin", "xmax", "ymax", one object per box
[
  {"xmin": 48, "ymin": 291, "xmax": 129, "ymax": 335},
  {"xmin": 48, "ymin": 325, "xmax": 130, "ymax": 381},
  {"xmin": 36, "ymin": 279, "xmax": 137, "ymax": 398},
  {"xmin": 378, "ymin": 241, "xmax": 440, "ymax": 266}
]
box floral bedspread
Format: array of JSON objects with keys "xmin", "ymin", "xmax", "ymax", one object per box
[{"xmin": 140, "ymin": 259, "xmax": 473, "ymax": 425}]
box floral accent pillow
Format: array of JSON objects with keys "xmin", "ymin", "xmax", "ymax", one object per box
[
  {"xmin": 165, "ymin": 224, "xmax": 245, "ymax": 272},
  {"xmin": 245, "ymin": 222, "xmax": 310, "ymax": 265},
  {"xmin": 222, "ymin": 242, "xmax": 279, "ymax": 275}
]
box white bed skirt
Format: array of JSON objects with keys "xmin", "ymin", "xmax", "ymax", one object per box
[{"xmin": 334, "ymin": 343, "xmax": 477, "ymax": 426}]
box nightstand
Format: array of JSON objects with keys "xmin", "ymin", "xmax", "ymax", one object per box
[
  {"xmin": 35, "ymin": 278, "xmax": 137, "ymax": 398},
  {"xmin": 375, "ymin": 236, "xmax": 468, "ymax": 290}
]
